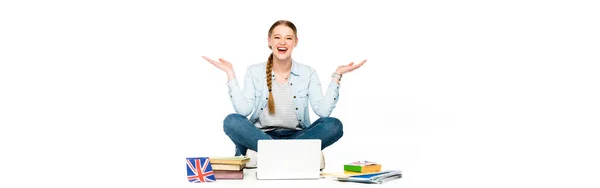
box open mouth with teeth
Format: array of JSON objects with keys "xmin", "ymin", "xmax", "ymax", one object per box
[{"xmin": 277, "ymin": 47, "xmax": 288, "ymax": 54}]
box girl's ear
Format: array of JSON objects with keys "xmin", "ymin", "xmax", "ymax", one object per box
[
  {"xmin": 267, "ymin": 36, "xmax": 272, "ymax": 49},
  {"xmin": 294, "ymin": 37, "xmax": 298, "ymax": 47}
]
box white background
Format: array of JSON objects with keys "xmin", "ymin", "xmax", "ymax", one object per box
[{"xmin": 1, "ymin": 0, "xmax": 599, "ymax": 187}]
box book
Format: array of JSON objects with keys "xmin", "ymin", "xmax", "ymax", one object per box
[
  {"xmin": 211, "ymin": 163, "xmax": 246, "ymax": 171},
  {"xmin": 209, "ymin": 156, "xmax": 250, "ymax": 165},
  {"xmin": 214, "ymin": 170, "xmax": 244, "ymax": 180},
  {"xmin": 335, "ymin": 170, "xmax": 402, "ymax": 184},
  {"xmin": 344, "ymin": 161, "xmax": 382, "ymax": 173},
  {"xmin": 321, "ymin": 170, "xmax": 389, "ymax": 178}
]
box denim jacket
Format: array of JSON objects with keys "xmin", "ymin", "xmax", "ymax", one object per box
[{"xmin": 226, "ymin": 60, "xmax": 340, "ymax": 128}]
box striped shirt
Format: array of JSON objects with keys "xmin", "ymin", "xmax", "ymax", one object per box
[{"xmin": 257, "ymin": 80, "xmax": 302, "ymax": 131}]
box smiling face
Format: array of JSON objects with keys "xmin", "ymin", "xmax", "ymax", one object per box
[{"xmin": 268, "ymin": 25, "xmax": 298, "ymax": 61}]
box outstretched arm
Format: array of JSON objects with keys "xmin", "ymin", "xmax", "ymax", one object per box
[
  {"xmin": 203, "ymin": 56, "xmax": 235, "ymax": 80},
  {"xmin": 202, "ymin": 56, "xmax": 255, "ymax": 116},
  {"xmin": 332, "ymin": 59, "xmax": 367, "ymax": 84},
  {"xmin": 309, "ymin": 59, "xmax": 368, "ymax": 117}
]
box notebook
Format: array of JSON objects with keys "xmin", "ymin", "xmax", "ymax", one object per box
[
  {"xmin": 255, "ymin": 139, "xmax": 322, "ymax": 180},
  {"xmin": 335, "ymin": 170, "xmax": 402, "ymax": 184}
]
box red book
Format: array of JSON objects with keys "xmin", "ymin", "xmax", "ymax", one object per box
[{"xmin": 214, "ymin": 170, "xmax": 244, "ymax": 180}]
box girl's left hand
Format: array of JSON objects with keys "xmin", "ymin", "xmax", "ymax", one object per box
[{"xmin": 335, "ymin": 60, "xmax": 367, "ymax": 75}]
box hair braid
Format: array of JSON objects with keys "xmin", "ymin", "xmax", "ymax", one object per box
[{"xmin": 266, "ymin": 53, "xmax": 275, "ymax": 114}]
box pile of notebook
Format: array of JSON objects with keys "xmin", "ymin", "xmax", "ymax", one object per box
[
  {"xmin": 322, "ymin": 161, "xmax": 402, "ymax": 184},
  {"xmin": 208, "ymin": 156, "xmax": 250, "ymax": 180},
  {"xmin": 335, "ymin": 170, "xmax": 402, "ymax": 184}
]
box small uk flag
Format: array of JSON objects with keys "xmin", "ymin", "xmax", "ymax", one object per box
[{"xmin": 186, "ymin": 157, "xmax": 216, "ymax": 183}]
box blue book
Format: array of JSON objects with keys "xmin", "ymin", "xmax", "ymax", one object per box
[{"xmin": 336, "ymin": 170, "xmax": 402, "ymax": 184}]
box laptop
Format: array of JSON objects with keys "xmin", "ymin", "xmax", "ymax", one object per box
[{"xmin": 255, "ymin": 139, "xmax": 322, "ymax": 180}]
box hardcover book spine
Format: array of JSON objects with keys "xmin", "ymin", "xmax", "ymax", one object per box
[
  {"xmin": 214, "ymin": 170, "xmax": 244, "ymax": 180},
  {"xmin": 344, "ymin": 165, "xmax": 363, "ymax": 172}
]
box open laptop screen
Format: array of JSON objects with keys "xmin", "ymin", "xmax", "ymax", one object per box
[{"xmin": 256, "ymin": 139, "xmax": 321, "ymax": 180}]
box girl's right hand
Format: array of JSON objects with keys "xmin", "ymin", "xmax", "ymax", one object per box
[{"xmin": 202, "ymin": 56, "xmax": 235, "ymax": 80}]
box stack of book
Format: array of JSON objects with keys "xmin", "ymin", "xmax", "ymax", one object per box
[
  {"xmin": 208, "ymin": 156, "xmax": 250, "ymax": 180},
  {"xmin": 344, "ymin": 161, "xmax": 382, "ymax": 173},
  {"xmin": 335, "ymin": 170, "xmax": 402, "ymax": 184},
  {"xmin": 321, "ymin": 161, "xmax": 402, "ymax": 184}
]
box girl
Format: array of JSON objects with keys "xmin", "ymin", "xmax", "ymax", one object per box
[{"xmin": 202, "ymin": 20, "xmax": 366, "ymax": 168}]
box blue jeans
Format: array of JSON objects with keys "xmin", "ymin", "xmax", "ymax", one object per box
[{"xmin": 223, "ymin": 113, "xmax": 344, "ymax": 156}]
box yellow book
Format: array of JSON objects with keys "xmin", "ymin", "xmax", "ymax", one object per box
[
  {"xmin": 211, "ymin": 163, "xmax": 246, "ymax": 171},
  {"xmin": 208, "ymin": 156, "xmax": 250, "ymax": 165}
]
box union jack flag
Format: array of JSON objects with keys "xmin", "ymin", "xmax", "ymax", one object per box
[{"xmin": 186, "ymin": 157, "xmax": 216, "ymax": 183}]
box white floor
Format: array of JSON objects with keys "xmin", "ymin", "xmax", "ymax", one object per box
[{"xmin": 184, "ymin": 169, "xmax": 404, "ymax": 188}]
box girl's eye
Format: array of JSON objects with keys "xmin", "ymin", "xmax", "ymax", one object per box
[
  {"xmin": 286, "ymin": 38, "xmax": 292, "ymax": 40},
  {"xmin": 274, "ymin": 37, "xmax": 280, "ymax": 39}
]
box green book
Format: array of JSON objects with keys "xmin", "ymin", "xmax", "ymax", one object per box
[{"xmin": 344, "ymin": 161, "xmax": 382, "ymax": 173}]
